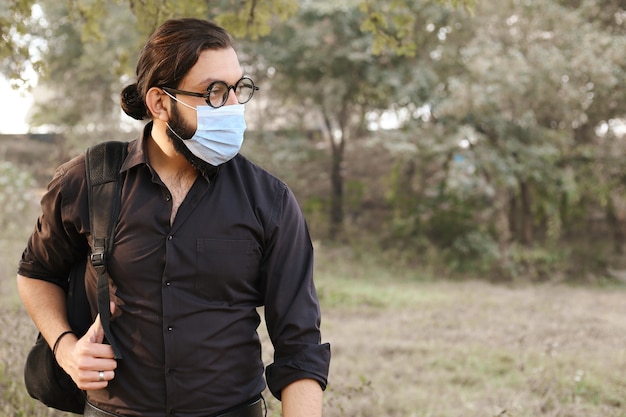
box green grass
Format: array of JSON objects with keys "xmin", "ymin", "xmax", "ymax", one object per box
[
  {"xmin": 2, "ymin": 242, "xmax": 626, "ymax": 416},
  {"xmin": 308, "ymin": 246, "xmax": 626, "ymax": 417}
]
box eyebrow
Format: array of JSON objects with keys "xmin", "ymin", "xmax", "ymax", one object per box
[
  {"xmin": 198, "ymin": 77, "xmax": 219, "ymax": 87},
  {"xmin": 196, "ymin": 73, "xmax": 245, "ymax": 89}
]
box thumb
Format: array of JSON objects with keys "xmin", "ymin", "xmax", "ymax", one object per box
[{"xmin": 88, "ymin": 314, "xmax": 105, "ymax": 344}]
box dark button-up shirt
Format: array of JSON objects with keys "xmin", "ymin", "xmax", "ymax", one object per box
[{"xmin": 18, "ymin": 125, "xmax": 331, "ymax": 417}]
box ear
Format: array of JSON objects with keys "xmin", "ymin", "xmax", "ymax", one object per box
[{"xmin": 145, "ymin": 87, "xmax": 171, "ymax": 122}]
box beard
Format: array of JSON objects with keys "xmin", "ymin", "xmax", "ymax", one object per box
[{"xmin": 166, "ymin": 102, "xmax": 218, "ymax": 177}]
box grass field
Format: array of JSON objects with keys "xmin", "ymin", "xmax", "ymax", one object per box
[{"xmin": 1, "ymin": 243, "xmax": 625, "ymax": 416}]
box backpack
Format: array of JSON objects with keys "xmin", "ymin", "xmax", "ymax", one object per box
[{"xmin": 24, "ymin": 141, "xmax": 128, "ymax": 414}]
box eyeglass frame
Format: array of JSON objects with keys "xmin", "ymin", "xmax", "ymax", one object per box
[{"xmin": 160, "ymin": 76, "xmax": 259, "ymax": 108}]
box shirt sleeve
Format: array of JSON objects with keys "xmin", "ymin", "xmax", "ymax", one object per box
[
  {"xmin": 17, "ymin": 154, "xmax": 90, "ymax": 288},
  {"xmin": 261, "ymin": 183, "xmax": 331, "ymax": 400}
]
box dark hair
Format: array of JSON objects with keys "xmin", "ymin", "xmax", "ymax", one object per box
[{"xmin": 120, "ymin": 18, "xmax": 233, "ymax": 120}]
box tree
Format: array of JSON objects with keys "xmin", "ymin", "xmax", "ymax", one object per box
[
  {"xmin": 3, "ymin": 0, "xmax": 475, "ymax": 83},
  {"xmin": 20, "ymin": 1, "xmax": 143, "ymax": 157},
  {"xmin": 2, "ymin": 0, "xmax": 39, "ymax": 86},
  {"xmin": 393, "ymin": 0, "xmax": 626, "ymax": 277},
  {"xmin": 241, "ymin": 1, "xmax": 458, "ymax": 238},
  {"xmin": 9, "ymin": 0, "xmax": 473, "ymax": 237}
]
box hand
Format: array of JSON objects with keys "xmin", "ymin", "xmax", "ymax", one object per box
[{"xmin": 56, "ymin": 303, "xmax": 118, "ymax": 390}]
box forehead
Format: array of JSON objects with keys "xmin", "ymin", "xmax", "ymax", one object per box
[{"xmin": 181, "ymin": 47, "xmax": 242, "ymax": 88}]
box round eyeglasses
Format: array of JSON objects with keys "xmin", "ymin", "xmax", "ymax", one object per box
[{"xmin": 161, "ymin": 76, "xmax": 259, "ymax": 108}]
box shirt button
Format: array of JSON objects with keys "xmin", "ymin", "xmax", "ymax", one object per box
[
  {"xmin": 165, "ymin": 281, "xmax": 171, "ymax": 287},
  {"xmin": 165, "ymin": 194, "xmax": 171, "ymax": 202},
  {"xmin": 168, "ymin": 235, "xmax": 173, "ymax": 240},
  {"xmin": 167, "ymin": 325, "xmax": 173, "ymax": 331}
]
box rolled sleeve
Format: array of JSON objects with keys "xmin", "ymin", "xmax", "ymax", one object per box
[
  {"xmin": 18, "ymin": 155, "xmax": 89, "ymax": 287},
  {"xmin": 265, "ymin": 342, "xmax": 331, "ymax": 399},
  {"xmin": 261, "ymin": 184, "xmax": 331, "ymax": 399}
]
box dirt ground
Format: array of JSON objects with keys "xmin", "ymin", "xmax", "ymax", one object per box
[
  {"xmin": 296, "ymin": 280, "xmax": 626, "ymax": 417},
  {"xmin": 2, "ymin": 280, "xmax": 625, "ymax": 416}
]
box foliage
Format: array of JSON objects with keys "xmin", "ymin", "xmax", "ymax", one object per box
[
  {"xmin": 26, "ymin": 1, "xmax": 141, "ymax": 146},
  {"xmin": 2, "ymin": 0, "xmax": 626, "ymax": 280},
  {"xmin": 2, "ymin": 0, "xmax": 40, "ymax": 86},
  {"xmin": 0, "ymin": 160, "xmax": 36, "ymax": 235},
  {"xmin": 240, "ymin": 1, "xmax": 459, "ymax": 237},
  {"xmin": 213, "ymin": 0, "xmax": 299, "ymax": 39},
  {"xmin": 358, "ymin": 0, "xmax": 476, "ymax": 56},
  {"xmin": 0, "ymin": 159, "xmax": 37, "ymax": 304},
  {"xmin": 2, "ymin": 0, "xmax": 474, "ymax": 84},
  {"xmin": 376, "ymin": 0, "xmax": 626, "ymax": 278}
]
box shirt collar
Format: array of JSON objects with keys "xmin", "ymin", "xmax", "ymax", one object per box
[
  {"xmin": 119, "ymin": 122, "xmax": 151, "ymax": 174},
  {"xmin": 120, "ymin": 122, "xmax": 219, "ymax": 182}
]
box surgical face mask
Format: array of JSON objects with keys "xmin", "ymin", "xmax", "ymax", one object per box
[{"xmin": 164, "ymin": 91, "xmax": 246, "ymax": 166}]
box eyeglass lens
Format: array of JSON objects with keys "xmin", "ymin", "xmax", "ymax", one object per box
[{"xmin": 208, "ymin": 78, "xmax": 256, "ymax": 107}]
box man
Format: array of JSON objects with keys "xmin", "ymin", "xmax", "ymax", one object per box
[{"xmin": 17, "ymin": 18, "xmax": 330, "ymax": 417}]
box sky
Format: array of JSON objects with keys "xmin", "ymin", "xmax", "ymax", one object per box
[{"xmin": 0, "ymin": 78, "xmax": 34, "ymax": 134}]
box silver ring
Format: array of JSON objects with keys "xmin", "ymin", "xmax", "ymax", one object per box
[{"xmin": 98, "ymin": 370, "xmax": 105, "ymax": 382}]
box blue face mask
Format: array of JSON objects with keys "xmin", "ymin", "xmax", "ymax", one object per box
[{"xmin": 164, "ymin": 91, "xmax": 247, "ymax": 166}]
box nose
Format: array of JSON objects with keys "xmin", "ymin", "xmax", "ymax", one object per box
[{"xmin": 224, "ymin": 86, "xmax": 239, "ymax": 106}]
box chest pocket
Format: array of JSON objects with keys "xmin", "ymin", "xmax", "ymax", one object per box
[{"xmin": 195, "ymin": 238, "xmax": 262, "ymax": 302}]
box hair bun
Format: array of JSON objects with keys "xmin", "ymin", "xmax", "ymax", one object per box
[{"xmin": 120, "ymin": 83, "xmax": 148, "ymax": 120}]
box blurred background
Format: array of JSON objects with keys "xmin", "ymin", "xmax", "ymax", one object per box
[{"xmin": 3, "ymin": 0, "xmax": 625, "ymax": 282}]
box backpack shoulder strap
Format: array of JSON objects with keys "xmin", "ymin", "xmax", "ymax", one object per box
[{"xmin": 85, "ymin": 141, "xmax": 128, "ymax": 360}]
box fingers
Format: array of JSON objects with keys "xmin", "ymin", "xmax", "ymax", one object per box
[
  {"xmin": 88, "ymin": 300, "xmax": 118, "ymax": 342},
  {"xmin": 76, "ymin": 369, "xmax": 115, "ymax": 390},
  {"xmin": 72, "ymin": 312, "xmax": 118, "ymax": 390},
  {"xmin": 72, "ymin": 347, "xmax": 117, "ymax": 390},
  {"xmin": 88, "ymin": 313, "xmax": 105, "ymax": 344}
]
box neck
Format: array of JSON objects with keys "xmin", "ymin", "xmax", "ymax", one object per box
[{"xmin": 148, "ymin": 120, "xmax": 197, "ymax": 177}]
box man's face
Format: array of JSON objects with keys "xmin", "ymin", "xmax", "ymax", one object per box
[
  {"xmin": 167, "ymin": 47, "xmax": 243, "ymax": 130},
  {"xmin": 165, "ymin": 101, "xmax": 216, "ymax": 174},
  {"xmin": 165, "ymin": 47, "xmax": 243, "ymax": 172}
]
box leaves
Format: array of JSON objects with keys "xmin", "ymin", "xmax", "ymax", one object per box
[
  {"xmin": 2, "ymin": 0, "xmax": 624, "ymax": 276},
  {"xmin": 358, "ymin": 0, "xmax": 476, "ymax": 56},
  {"xmin": 214, "ymin": 0, "xmax": 299, "ymax": 39},
  {"xmin": 1, "ymin": 0, "xmax": 39, "ymax": 84}
]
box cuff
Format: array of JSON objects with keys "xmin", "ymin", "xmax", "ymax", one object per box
[{"xmin": 265, "ymin": 342, "xmax": 331, "ymax": 400}]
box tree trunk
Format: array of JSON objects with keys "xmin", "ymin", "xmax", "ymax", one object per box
[
  {"xmin": 322, "ymin": 109, "xmax": 345, "ymax": 239},
  {"xmin": 330, "ymin": 148, "xmax": 343, "ymax": 238},
  {"xmin": 520, "ymin": 181, "xmax": 533, "ymax": 245},
  {"xmin": 494, "ymin": 186, "xmax": 512, "ymax": 278},
  {"xmin": 608, "ymin": 192, "xmax": 626, "ymax": 255}
]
